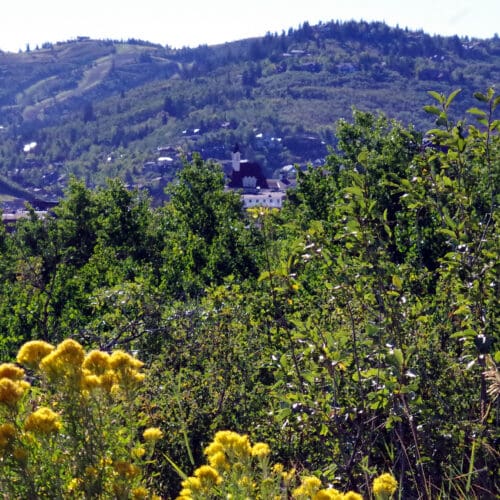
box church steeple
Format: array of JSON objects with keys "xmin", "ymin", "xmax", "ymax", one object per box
[{"xmin": 232, "ymin": 143, "xmax": 241, "ymax": 172}]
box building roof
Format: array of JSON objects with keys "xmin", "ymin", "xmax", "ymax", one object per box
[{"xmin": 227, "ymin": 160, "xmax": 269, "ymax": 190}]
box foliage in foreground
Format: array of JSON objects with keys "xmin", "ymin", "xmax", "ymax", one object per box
[
  {"xmin": 176, "ymin": 430, "xmax": 397, "ymax": 500},
  {"xmin": 0, "ymin": 339, "xmax": 162, "ymax": 499}
]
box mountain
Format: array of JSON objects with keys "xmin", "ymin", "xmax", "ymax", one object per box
[{"xmin": 0, "ymin": 21, "xmax": 499, "ymax": 204}]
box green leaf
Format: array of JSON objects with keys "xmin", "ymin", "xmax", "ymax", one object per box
[
  {"xmin": 445, "ymin": 89, "xmax": 462, "ymax": 108},
  {"xmin": 423, "ymin": 105, "xmax": 441, "ymax": 116},
  {"xmin": 452, "ymin": 304, "xmax": 471, "ymax": 316},
  {"xmin": 427, "ymin": 90, "xmax": 444, "ymax": 103},
  {"xmin": 450, "ymin": 329, "xmax": 476, "ymax": 339},
  {"xmin": 467, "ymin": 107, "xmax": 487, "ymax": 117},
  {"xmin": 387, "ymin": 348, "xmax": 404, "ymax": 370},
  {"xmin": 473, "ymin": 92, "xmax": 488, "ymax": 103},
  {"xmin": 392, "ymin": 275, "xmax": 403, "ymax": 290}
]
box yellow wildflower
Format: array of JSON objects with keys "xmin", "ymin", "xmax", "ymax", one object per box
[
  {"xmin": 208, "ymin": 450, "xmax": 229, "ymax": 471},
  {"xmin": 16, "ymin": 340, "xmax": 54, "ymax": 368},
  {"xmin": 131, "ymin": 486, "xmax": 149, "ymax": 499},
  {"xmin": 0, "ymin": 423, "xmax": 16, "ymax": 448},
  {"xmin": 82, "ymin": 350, "xmax": 111, "ymax": 374},
  {"xmin": 40, "ymin": 339, "xmax": 84, "ymax": 381},
  {"xmin": 114, "ymin": 460, "xmax": 140, "ymax": 478},
  {"xmin": 343, "ymin": 492, "xmax": 364, "ymax": 500},
  {"xmin": 132, "ymin": 446, "xmax": 146, "ymax": 459},
  {"xmin": 212, "ymin": 430, "xmax": 251, "ymax": 458},
  {"xmin": 194, "ymin": 465, "xmax": 222, "ymax": 486},
  {"xmin": 282, "ymin": 467, "xmax": 296, "ymax": 484},
  {"xmin": 109, "ymin": 350, "xmax": 144, "ymax": 371},
  {"xmin": 204, "ymin": 440, "xmax": 224, "ymax": 457},
  {"xmin": 176, "ymin": 488, "xmax": 194, "ymax": 500},
  {"xmin": 181, "ymin": 476, "xmax": 202, "ymax": 492},
  {"xmin": 0, "ymin": 378, "xmax": 29, "ymax": 407},
  {"xmin": 251, "ymin": 441, "xmax": 271, "ymax": 458},
  {"xmin": 0, "ymin": 363, "xmax": 25, "ymax": 380},
  {"xmin": 313, "ymin": 488, "xmax": 343, "ymax": 500},
  {"xmin": 272, "ymin": 463, "xmax": 284, "ymax": 474},
  {"xmin": 99, "ymin": 371, "xmax": 117, "ymax": 392},
  {"xmin": 67, "ymin": 478, "xmax": 83, "ymax": 493},
  {"xmin": 293, "ymin": 475, "xmax": 322, "ymax": 497},
  {"xmin": 143, "ymin": 427, "xmax": 163, "ymax": 442},
  {"xmin": 373, "ymin": 473, "xmax": 398, "ymax": 497},
  {"xmin": 25, "ymin": 407, "xmax": 62, "ymax": 434},
  {"xmin": 82, "ymin": 374, "xmax": 102, "ymax": 390}
]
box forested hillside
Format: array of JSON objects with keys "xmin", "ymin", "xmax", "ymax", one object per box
[
  {"xmin": 0, "ymin": 89, "xmax": 498, "ymax": 498},
  {"xmin": 0, "ymin": 20, "xmax": 500, "ymax": 204}
]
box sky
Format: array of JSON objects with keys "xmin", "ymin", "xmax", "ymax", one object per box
[{"xmin": 1, "ymin": 0, "xmax": 499, "ymax": 53}]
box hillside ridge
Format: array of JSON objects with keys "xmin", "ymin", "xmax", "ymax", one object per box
[{"xmin": 0, "ymin": 20, "xmax": 499, "ymax": 204}]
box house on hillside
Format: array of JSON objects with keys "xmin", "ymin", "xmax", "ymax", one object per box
[{"xmin": 226, "ymin": 145, "xmax": 287, "ymax": 209}]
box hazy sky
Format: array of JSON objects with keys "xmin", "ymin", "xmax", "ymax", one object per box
[{"xmin": 1, "ymin": 0, "xmax": 499, "ymax": 52}]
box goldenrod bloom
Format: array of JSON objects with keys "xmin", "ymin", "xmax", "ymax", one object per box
[
  {"xmin": 176, "ymin": 488, "xmax": 194, "ymax": 500},
  {"xmin": 24, "ymin": 407, "xmax": 62, "ymax": 434},
  {"xmin": 373, "ymin": 473, "xmax": 398, "ymax": 497},
  {"xmin": 251, "ymin": 442, "xmax": 271, "ymax": 458},
  {"xmin": 0, "ymin": 378, "xmax": 29, "ymax": 406},
  {"xmin": 85, "ymin": 466, "xmax": 98, "ymax": 477},
  {"xmin": 67, "ymin": 478, "xmax": 83, "ymax": 493},
  {"xmin": 0, "ymin": 363, "xmax": 25, "ymax": 380},
  {"xmin": 143, "ymin": 427, "xmax": 163, "ymax": 442},
  {"xmin": 211, "ymin": 430, "xmax": 251, "ymax": 459},
  {"xmin": 131, "ymin": 486, "xmax": 149, "ymax": 499},
  {"xmin": 0, "ymin": 423, "xmax": 16, "ymax": 448},
  {"xmin": 81, "ymin": 374, "xmax": 102, "ymax": 390},
  {"xmin": 114, "ymin": 460, "xmax": 140, "ymax": 478},
  {"xmin": 204, "ymin": 440, "xmax": 224, "ymax": 457},
  {"xmin": 109, "ymin": 350, "xmax": 144, "ymax": 371},
  {"xmin": 194, "ymin": 465, "xmax": 222, "ymax": 486},
  {"xmin": 272, "ymin": 463, "xmax": 284, "ymax": 474},
  {"xmin": 207, "ymin": 450, "xmax": 229, "ymax": 471},
  {"xmin": 16, "ymin": 340, "xmax": 54, "ymax": 368},
  {"xmin": 99, "ymin": 371, "xmax": 117, "ymax": 392},
  {"xmin": 181, "ymin": 476, "xmax": 202, "ymax": 492},
  {"xmin": 132, "ymin": 446, "xmax": 146, "ymax": 459},
  {"xmin": 40, "ymin": 339, "xmax": 84, "ymax": 381},
  {"xmin": 343, "ymin": 492, "xmax": 364, "ymax": 500},
  {"xmin": 313, "ymin": 488, "xmax": 344, "ymax": 500},
  {"xmin": 82, "ymin": 350, "xmax": 111, "ymax": 374},
  {"xmin": 293, "ymin": 475, "xmax": 322, "ymax": 497}
]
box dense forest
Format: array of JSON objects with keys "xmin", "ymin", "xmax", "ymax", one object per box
[
  {"xmin": 0, "ymin": 87, "xmax": 498, "ymax": 498},
  {"xmin": 0, "ymin": 20, "xmax": 500, "ymax": 204}
]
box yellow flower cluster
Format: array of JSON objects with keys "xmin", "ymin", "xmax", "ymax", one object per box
[
  {"xmin": 15, "ymin": 339, "xmax": 146, "ymax": 397},
  {"xmin": 1, "ymin": 340, "xmax": 161, "ymax": 500},
  {"xmin": 143, "ymin": 427, "xmax": 163, "ymax": 442},
  {"xmin": 251, "ymin": 441, "xmax": 271, "ymax": 458},
  {"xmin": 114, "ymin": 460, "xmax": 140, "ymax": 479},
  {"xmin": 177, "ymin": 465, "xmax": 222, "ymax": 499},
  {"xmin": 204, "ymin": 430, "xmax": 252, "ymax": 471},
  {"xmin": 0, "ymin": 377, "xmax": 30, "ymax": 407},
  {"xmin": 373, "ymin": 473, "xmax": 398, "ymax": 497},
  {"xmin": 179, "ymin": 431, "xmax": 371, "ymax": 500},
  {"xmin": 16, "ymin": 340, "xmax": 54, "ymax": 369},
  {"xmin": 39, "ymin": 339, "xmax": 85, "ymax": 382},
  {"xmin": 0, "ymin": 363, "xmax": 25, "ymax": 380},
  {"xmin": 0, "ymin": 422, "xmax": 17, "ymax": 449},
  {"xmin": 293, "ymin": 476, "xmax": 363, "ymax": 500},
  {"xmin": 24, "ymin": 407, "xmax": 62, "ymax": 435}
]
